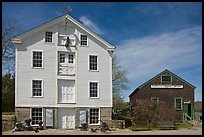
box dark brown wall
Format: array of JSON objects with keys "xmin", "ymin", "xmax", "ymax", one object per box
[{"xmin": 130, "ymin": 72, "xmax": 194, "ymax": 122}]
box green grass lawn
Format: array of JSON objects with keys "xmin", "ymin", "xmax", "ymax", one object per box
[{"xmin": 2, "ymin": 112, "xmax": 15, "ymax": 115}]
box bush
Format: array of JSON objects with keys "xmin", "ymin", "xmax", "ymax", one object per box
[{"xmin": 131, "ymin": 99, "xmax": 179, "ymax": 128}]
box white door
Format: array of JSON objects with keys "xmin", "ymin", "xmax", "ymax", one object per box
[
  {"xmin": 62, "ymin": 115, "xmax": 67, "ymax": 129},
  {"xmin": 59, "ymin": 108, "xmax": 75, "ymax": 129},
  {"xmin": 67, "ymin": 115, "xmax": 75, "ymax": 129},
  {"xmin": 58, "ymin": 80, "xmax": 75, "ymax": 103},
  {"xmin": 46, "ymin": 109, "xmax": 54, "ymax": 127}
]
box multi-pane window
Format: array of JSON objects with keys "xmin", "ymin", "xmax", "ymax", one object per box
[
  {"xmin": 151, "ymin": 97, "xmax": 159, "ymax": 103},
  {"xmin": 32, "ymin": 80, "xmax": 42, "ymax": 97},
  {"xmin": 59, "ymin": 53, "xmax": 65, "ymax": 63},
  {"xmin": 81, "ymin": 35, "xmax": 87, "ymax": 46},
  {"xmin": 90, "ymin": 82, "xmax": 99, "ymax": 98},
  {"xmin": 31, "ymin": 108, "xmax": 43, "ymax": 125},
  {"xmin": 161, "ymin": 75, "xmax": 171, "ymax": 82},
  {"xmin": 175, "ymin": 98, "xmax": 182, "ymax": 110},
  {"xmin": 89, "ymin": 55, "xmax": 98, "ymax": 71},
  {"xmin": 68, "ymin": 54, "xmax": 74, "ymax": 63},
  {"xmin": 90, "ymin": 108, "xmax": 99, "ymax": 124},
  {"xmin": 33, "ymin": 51, "xmax": 43, "ymax": 68},
  {"xmin": 45, "ymin": 31, "xmax": 52, "ymax": 43}
]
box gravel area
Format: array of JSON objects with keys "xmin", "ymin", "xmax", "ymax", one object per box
[{"xmin": 2, "ymin": 127, "xmax": 202, "ymax": 135}]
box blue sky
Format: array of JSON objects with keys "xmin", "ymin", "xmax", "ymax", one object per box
[{"xmin": 2, "ymin": 2, "xmax": 202, "ymax": 101}]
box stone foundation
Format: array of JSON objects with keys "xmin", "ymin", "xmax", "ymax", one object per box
[
  {"xmin": 15, "ymin": 107, "xmax": 30, "ymax": 122},
  {"xmin": 2, "ymin": 115, "xmax": 15, "ymax": 131},
  {"xmin": 100, "ymin": 107, "xmax": 112, "ymax": 121}
]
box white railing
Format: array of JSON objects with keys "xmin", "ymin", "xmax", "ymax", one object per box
[
  {"xmin": 183, "ymin": 113, "xmax": 192, "ymax": 125},
  {"xmin": 58, "ymin": 64, "xmax": 75, "ymax": 75}
]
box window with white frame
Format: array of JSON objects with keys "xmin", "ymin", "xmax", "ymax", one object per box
[
  {"xmin": 32, "ymin": 80, "xmax": 42, "ymax": 97},
  {"xmin": 59, "ymin": 53, "xmax": 65, "ymax": 63},
  {"xmin": 151, "ymin": 97, "xmax": 159, "ymax": 103},
  {"xmin": 161, "ymin": 75, "xmax": 171, "ymax": 82},
  {"xmin": 68, "ymin": 54, "xmax": 74, "ymax": 63},
  {"xmin": 33, "ymin": 51, "xmax": 43, "ymax": 68},
  {"xmin": 45, "ymin": 31, "xmax": 53, "ymax": 43},
  {"xmin": 31, "ymin": 108, "xmax": 43, "ymax": 125},
  {"xmin": 89, "ymin": 55, "xmax": 98, "ymax": 71},
  {"xmin": 175, "ymin": 97, "xmax": 182, "ymax": 110},
  {"xmin": 81, "ymin": 35, "xmax": 87, "ymax": 46},
  {"xmin": 90, "ymin": 82, "xmax": 99, "ymax": 98},
  {"xmin": 90, "ymin": 108, "xmax": 99, "ymax": 124}
]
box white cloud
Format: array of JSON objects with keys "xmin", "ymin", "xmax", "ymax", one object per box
[
  {"xmin": 79, "ymin": 16, "xmax": 104, "ymax": 35},
  {"xmin": 115, "ymin": 26, "xmax": 202, "ymax": 84}
]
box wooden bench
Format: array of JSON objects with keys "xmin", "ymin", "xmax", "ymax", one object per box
[
  {"xmin": 157, "ymin": 121, "xmax": 176, "ymax": 130},
  {"xmin": 132, "ymin": 120, "xmax": 150, "ymax": 131}
]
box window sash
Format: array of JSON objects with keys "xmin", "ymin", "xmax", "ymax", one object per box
[
  {"xmin": 81, "ymin": 35, "xmax": 87, "ymax": 46},
  {"xmin": 175, "ymin": 98, "xmax": 182, "ymax": 110},
  {"xmin": 33, "ymin": 51, "xmax": 42, "ymax": 68},
  {"xmin": 161, "ymin": 75, "xmax": 171, "ymax": 82},
  {"xmin": 90, "ymin": 108, "xmax": 99, "ymax": 124},
  {"xmin": 90, "ymin": 82, "xmax": 98, "ymax": 98},
  {"xmin": 59, "ymin": 53, "xmax": 65, "ymax": 63},
  {"xmin": 32, "ymin": 80, "xmax": 42, "ymax": 97},
  {"xmin": 68, "ymin": 54, "xmax": 74, "ymax": 63},
  {"xmin": 31, "ymin": 108, "xmax": 43, "ymax": 125},
  {"xmin": 89, "ymin": 55, "xmax": 98, "ymax": 71},
  {"xmin": 45, "ymin": 31, "xmax": 52, "ymax": 43}
]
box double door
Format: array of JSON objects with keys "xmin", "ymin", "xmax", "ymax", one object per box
[
  {"xmin": 59, "ymin": 108, "xmax": 75, "ymax": 129},
  {"xmin": 58, "ymin": 80, "xmax": 75, "ymax": 103}
]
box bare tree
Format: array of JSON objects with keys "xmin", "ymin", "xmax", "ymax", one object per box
[
  {"xmin": 2, "ymin": 20, "xmax": 20, "ymax": 74},
  {"xmin": 112, "ymin": 55, "xmax": 128, "ymax": 95},
  {"xmin": 112, "ymin": 55, "xmax": 128, "ymax": 114}
]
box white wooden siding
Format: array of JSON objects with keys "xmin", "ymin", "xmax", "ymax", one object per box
[{"xmin": 14, "ymin": 20, "xmax": 112, "ymax": 108}]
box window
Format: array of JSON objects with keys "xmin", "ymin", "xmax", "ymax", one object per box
[
  {"xmin": 45, "ymin": 31, "xmax": 52, "ymax": 43},
  {"xmin": 90, "ymin": 82, "xmax": 99, "ymax": 98},
  {"xmin": 90, "ymin": 108, "xmax": 99, "ymax": 124},
  {"xmin": 151, "ymin": 97, "xmax": 159, "ymax": 103},
  {"xmin": 68, "ymin": 54, "xmax": 74, "ymax": 63},
  {"xmin": 81, "ymin": 35, "xmax": 87, "ymax": 46},
  {"xmin": 59, "ymin": 53, "xmax": 65, "ymax": 63},
  {"xmin": 175, "ymin": 97, "xmax": 182, "ymax": 110},
  {"xmin": 31, "ymin": 108, "xmax": 43, "ymax": 125},
  {"xmin": 161, "ymin": 75, "xmax": 171, "ymax": 82},
  {"xmin": 33, "ymin": 51, "xmax": 43, "ymax": 68},
  {"xmin": 89, "ymin": 55, "xmax": 98, "ymax": 71},
  {"xmin": 32, "ymin": 80, "xmax": 42, "ymax": 97}
]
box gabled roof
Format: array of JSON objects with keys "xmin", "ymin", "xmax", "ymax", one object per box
[
  {"xmin": 129, "ymin": 69, "xmax": 196, "ymax": 97},
  {"xmin": 12, "ymin": 14, "xmax": 115, "ymax": 50}
]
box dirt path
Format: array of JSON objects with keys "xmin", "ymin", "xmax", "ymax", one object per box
[{"xmin": 2, "ymin": 127, "xmax": 202, "ymax": 135}]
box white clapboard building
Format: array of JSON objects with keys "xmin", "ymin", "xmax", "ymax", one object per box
[{"xmin": 12, "ymin": 14, "xmax": 115, "ymax": 129}]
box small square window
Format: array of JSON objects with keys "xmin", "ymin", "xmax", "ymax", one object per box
[
  {"xmin": 151, "ymin": 97, "xmax": 159, "ymax": 103},
  {"xmin": 161, "ymin": 75, "xmax": 171, "ymax": 82}
]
